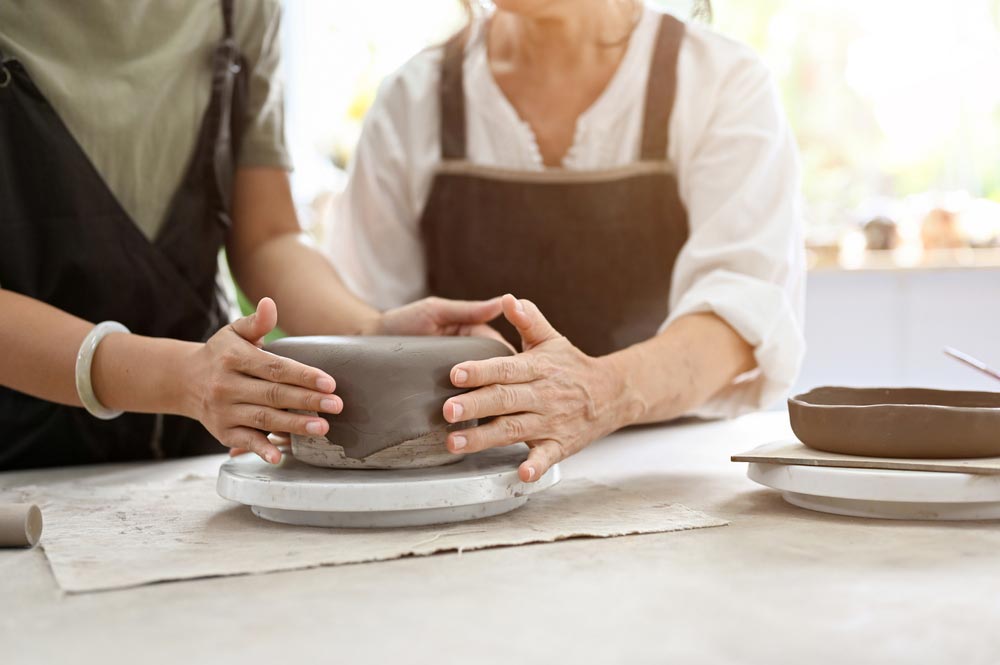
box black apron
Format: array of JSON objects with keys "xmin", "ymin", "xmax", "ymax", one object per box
[
  {"xmin": 420, "ymin": 14, "xmax": 690, "ymax": 357},
  {"xmin": 0, "ymin": 0, "xmax": 248, "ymax": 470}
]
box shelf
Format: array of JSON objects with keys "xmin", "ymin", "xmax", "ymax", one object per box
[{"xmin": 807, "ymin": 247, "xmax": 1000, "ymax": 273}]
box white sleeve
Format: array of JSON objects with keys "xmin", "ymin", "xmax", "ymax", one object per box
[
  {"xmin": 666, "ymin": 37, "xmax": 806, "ymax": 418},
  {"xmin": 326, "ymin": 51, "xmax": 442, "ymax": 311}
]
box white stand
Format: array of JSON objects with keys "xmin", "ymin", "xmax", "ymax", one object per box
[
  {"xmin": 217, "ymin": 444, "xmax": 559, "ymax": 528},
  {"xmin": 748, "ymin": 462, "xmax": 1000, "ymax": 521}
]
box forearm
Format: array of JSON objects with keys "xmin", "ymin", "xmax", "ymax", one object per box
[
  {"xmin": 0, "ymin": 289, "xmax": 191, "ymax": 414},
  {"xmin": 604, "ymin": 312, "xmax": 756, "ymax": 426},
  {"xmin": 227, "ymin": 166, "xmax": 382, "ymax": 336},
  {"xmin": 230, "ymin": 231, "xmax": 380, "ymax": 336}
]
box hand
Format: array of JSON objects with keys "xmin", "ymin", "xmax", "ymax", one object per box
[
  {"xmin": 441, "ymin": 294, "xmax": 629, "ymax": 482},
  {"xmin": 181, "ymin": 298, "xmax": 343, "ymax": 464},
  {"xmin": 367, "ymin": 296, "xmax": 510, "ymax": 347}
]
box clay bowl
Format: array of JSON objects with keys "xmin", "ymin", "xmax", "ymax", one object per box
[
  {"xmin": 265, "ymin": 336, "xmax": 512, "ymax": 470},
  {"xmin": 789, "ymin": 387, "xmax": 1000, "ymax": 459}
]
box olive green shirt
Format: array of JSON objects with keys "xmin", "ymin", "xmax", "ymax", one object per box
[{"xmin": 0, "ymin": 0, "xmax": 291, "ymax": 239}]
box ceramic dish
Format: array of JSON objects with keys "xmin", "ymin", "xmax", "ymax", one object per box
[{"xmin": 788, "ymin": 387, "xmax": 1000, "ymax": 459}]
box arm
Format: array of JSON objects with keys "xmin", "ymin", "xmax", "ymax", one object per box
[
  {"xmin": 226, "ymin": 167, "xmax": 380, "ymax": 336},
  {"xmin": 605, "ymin": 312, "xmax": 756, "ymax": 424},
  {"xmin": 227, "ymin": 167, "xmax": 507, "ymax": 341},
  {"xmin": 0, "ymin": 288, "xmax": 341, "ymax": 464}
]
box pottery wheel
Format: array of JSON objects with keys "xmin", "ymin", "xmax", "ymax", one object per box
[
  {"xmin": 748, "ymin": 463, "xmax": 1000, "ymax": 521},
  {"xmin": 217, "ymin": 444, "xmax": 560, "ymax": 528}
]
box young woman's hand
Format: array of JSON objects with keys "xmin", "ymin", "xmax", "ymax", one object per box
[
  {"xmin": 368, "ymin": 296, "xmax": 510, "ymax": 347},
  {"xmin": 181, "ymin": 298, "xmax": 342, "ymax": 464},
  {"xmin": 441, "ymin": 294, "xmax": 631, "ymax": 483}
]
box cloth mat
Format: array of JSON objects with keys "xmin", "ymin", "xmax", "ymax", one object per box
[
  {"xmin": 733, "ymin": 440, "xmax": 1000, "ymax": 475},
  {"xmin": 1, "ymin": 474, "xmax": 726, "ymax": 594}
]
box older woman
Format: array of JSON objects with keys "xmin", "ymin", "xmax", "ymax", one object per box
[{"xmin": 328, "ymin": 0, "xmax": 805, "ymax": 481}]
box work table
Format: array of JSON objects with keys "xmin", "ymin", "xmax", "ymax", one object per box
[{"xmin": 3, "ymin": 411, "xmax": 998, "ymax": 664}]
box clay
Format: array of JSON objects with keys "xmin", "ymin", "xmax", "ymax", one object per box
[
  {"xmin": 789, "ymin": 387, "xmax": 1000, "ymax": 459},
  {"xmin": 265, "ymin": 336, "xmax": 513, "ymax": 468},
  {"xmin": 0, "ymin": 503, "xmax": 42, "ymax": 548}
]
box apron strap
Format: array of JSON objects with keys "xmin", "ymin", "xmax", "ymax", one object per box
[
  {"xmin": 439, "ymin": 28, "xmax": 469, "ymax": 160},
  {"xmin": 221, "ymin": 0, "xmax": 235, "ymax": 40},
  {"xmin": 640, "ymin": 14, "xmax": 685, "ymax": 160}
]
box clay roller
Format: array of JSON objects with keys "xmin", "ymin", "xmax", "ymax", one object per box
[{"xmin": 0, "ymin": 503, "xmax": 43, "ymax": 548}]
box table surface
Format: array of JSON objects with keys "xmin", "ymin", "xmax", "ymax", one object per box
[{"xmin": 3, "ymin": 411, "xmax": 999, "ymax": 665}]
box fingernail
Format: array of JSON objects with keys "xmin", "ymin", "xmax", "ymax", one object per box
[
  {"xmin": 320, "ymin": 397, "xmax": 340, "ymax": 413},
  {"xmin": 450, "ymin": 401, "xmax": 464, "ymax": 420},
  {"xmin": 451, "ymin": 435, "xmax": 467, "ymax": 451},
  {"xmin": 453, "ymin": 368, "xmax": 468, "ymax": 385},
  {"xmin": 316, "ymin": 376, "xmax": 335, "ymax": 392},
  {"xmin": 515, "ymin": 299, "xmax": 525, "ymax": 314},
  {"xmin": 525, "ymin": 466, "xmax": 535, "ymax": 481},
  {"xmin": 306, "ymin": 420, "xmax": 326, "ymax": 435}
]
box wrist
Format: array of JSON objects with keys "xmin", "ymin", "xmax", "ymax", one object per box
[
  {"xmin": 161, "ymin": 339, "xmax": 203, "ymax": 418},
  {"xmin": 94, "ymin": 334, "xmax": 201, "ymax": 417},
  {"xmin": 597, "ymin": 351, "xmax": 647, "ymax": 430}
]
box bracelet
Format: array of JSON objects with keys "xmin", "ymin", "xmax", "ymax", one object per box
[{"xmin": 75, "ymin": 321, "xmax": 130, "ymax": 420}]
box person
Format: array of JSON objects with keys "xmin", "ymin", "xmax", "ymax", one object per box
[
  {"xmin": 0, "ymin": 1, "xmax": 502, "ymax": 470},
  {"xmin": 327, "ymin": 0, "xmax": 806, "ymax": 482}
]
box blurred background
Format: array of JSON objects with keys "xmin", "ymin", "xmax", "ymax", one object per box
[{"xmin": 279, "ymin": 0, "xmax": 1000, "ymax": 394}]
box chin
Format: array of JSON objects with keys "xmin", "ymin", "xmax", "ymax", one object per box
[{"xmin": 493, "ymin": 0, "xmax": 572, "ymax": 18}]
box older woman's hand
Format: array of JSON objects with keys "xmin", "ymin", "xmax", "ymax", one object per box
[{"xmin": 442, "ymin": 294, "xmax": 631, "ymax": 482}]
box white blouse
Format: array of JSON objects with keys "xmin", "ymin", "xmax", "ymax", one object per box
[{"xmin": 326, "ymin": 5, "xmax": 806, "ymax": 419}]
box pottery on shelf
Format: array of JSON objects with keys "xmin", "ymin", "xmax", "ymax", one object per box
[{"xmin": 265, "ymin": 336, "xmax": 513, "ymax": 469}]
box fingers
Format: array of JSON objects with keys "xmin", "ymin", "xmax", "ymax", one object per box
[
  {"xmin": 231, "ymin": 377, "xmax": 342, "ymax": 414},
  {"xmin": 225, "ymin": 427, "xmax": 283, "ymax": 464},
  {"xmin": 231, "ymin": 405, "xmax": 330, "ymax": 438},
  {"xmin": 230, "ymin": 297, "xmax": 279, "ymax": 346},
  {"xmin": 429, "ymin": 296, "xmax": 504, "ymax": 327},
  {"xmin": 451, "ymin": 354, "xmax": 540, "ymax": 389},
  {"xmin": 519, "ymin": 440, "xmax": 566, "ymax": 483},
  {"xmin": 447, "ymin": 414, "xmax": 542, "ymax": 454},
  {"xmin": 501, "ymin": 294, "xmax": 560, "ymax": 350},
  {"xmin": 443, "ymin": 383, "xmax": 536, "ymax": 423},
  {"xmin": 229, "ymin": 433, "xmax": 291, "ymax": 458},
  {"xmin": 235, "ymin": 348, "xmax": 336, "ymax": 393},
  {"xmin": 459, "ymin": 323, "xmax": 515, "ymax": 350},
  {"xmin": 446, "ymin": 418, "xmax": 566, "ymax": 483}
]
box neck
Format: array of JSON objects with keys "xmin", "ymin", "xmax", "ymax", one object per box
[{"xmin": 492, "ymin": 1, "xmax": 637, "ymax": 71}]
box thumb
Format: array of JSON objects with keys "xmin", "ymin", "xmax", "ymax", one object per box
[
  {"xmin": 230, "ymin": 297, "xmax": 278, "ymax": 345},
  {"xmin": 501, "ymin": 294, "xmax": 559, "ymax": 351}
]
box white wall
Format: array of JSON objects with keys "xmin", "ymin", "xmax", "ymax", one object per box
[{"xmin": 795, "ymin": 268, "xmax": 1000, "ymax": 394}]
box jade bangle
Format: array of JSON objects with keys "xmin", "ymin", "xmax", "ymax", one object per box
[{"xmin": 75, "ymin": 321, "xmax": 130, "ymax": 420}]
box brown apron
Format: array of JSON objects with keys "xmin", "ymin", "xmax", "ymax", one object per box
[{"xmin": 420, "ymin": 14, "xmax": 689, "ymax": 357}]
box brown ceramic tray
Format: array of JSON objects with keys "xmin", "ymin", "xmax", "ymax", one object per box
[{"xmin": 788, "ymin": 387, "xmax": 1000, "ymax": 459}]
